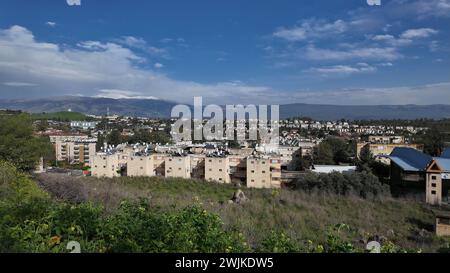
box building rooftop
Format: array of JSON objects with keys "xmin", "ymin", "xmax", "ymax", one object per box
[
  {"xmin": 442, "ymin": 148, "xmax": 450, "ymax": 159},
  {"xmin": 389, "ymin": 147, "xmax": 432, "ymax": 172}
]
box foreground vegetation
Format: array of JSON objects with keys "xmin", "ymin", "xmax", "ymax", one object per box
[{"xmin": 33, "ymin": 171, "xmax": 450, "ymax": 253}]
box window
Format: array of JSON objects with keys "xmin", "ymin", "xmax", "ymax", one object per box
[
  {"xmin": 169, "ymin": 159, "xmax": 172, "ymax": 162},
  {"xmin": 209, "ymin": 159, "xmax": 212, "ymax": 162},
  {"xmin": 178, "ymin": 168, "xmax": 182, "ymax": 171},
  {"xmin": 251, "ymin": 170, "xmax": 255, "ymax": 173},
  {"xmin": 209, "ymin": 169, "xmax": 212, "ymax": 172},
  {"xmin": 219, "ymin": 169, "xmax": 223, "ymax": 172},
  {"xmin": 251, "ymin": 180, "xmax": 254, "ymax": 182},
  {"xmin": 262, "ymin": 171, "xmax": 266, "ymax": 174},
  {"xmin": 140, "ymin": 167, "xmax": 143, "ymax": 170},
  {"xmin": 432, "ymin": 176, "xmax": 437, "ymax": 180},
  {"xmin": 432, "ymin": 190, "xmax": 437, "ymax": 195},
  {"xmin": 262, "ymin": 180, "xmax": 266, "ymax": 183},
  {"xmin": 219, "ymin": 178, "xmax": 222, "ymax": 181},
  {"xmin": 432, "ymin": 183, "xmax": 437, "ymax": 188}
]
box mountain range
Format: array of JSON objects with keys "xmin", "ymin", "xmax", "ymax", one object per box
[{"xmin": 1, "ymin": 96, "xmax": 450, "ymax": 120}]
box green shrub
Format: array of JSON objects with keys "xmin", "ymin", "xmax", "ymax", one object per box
[{"xmin": 294, "ymin": 172, "xmax": 390, "ymax": 198}]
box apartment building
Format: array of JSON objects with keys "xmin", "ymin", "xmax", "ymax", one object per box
[
  {"xmin": 90, "ymin": 154, "xmax": 120, "ymax": 178},
  {"xmin": 165, "ymin": 156, "xmax": 191, "ymax": 179},
  {"xmin": 228, "ymin": 155, "xmax": 247, "ymax": 184},
  {"xmin": 152, "ymin": 154, "xmax": 167, "ymax": 176},
  {"xmin": 205, "ymin": 157, "xmax": 230, "ymax": 183},
  {"xmin": 246, "ymin": 157, "xmax": 281, "ymax": 188},
  {"xmin": 126, "ymin": 155, "xmax": 154, "ymax": 177},
  {"xmin": 53, "ymin": 137, "xmax": 96, "ymax": 164},
  {"xmin": 190, "ymin": 155, "xmax": 205, "ymax": 179},
  {"xmin": 70, "ymin": 121, "xmax": 98, "ymax": 130},
  {"xmin": 368, "ymin": 135, "xmax": 404, "ymax": 144}
]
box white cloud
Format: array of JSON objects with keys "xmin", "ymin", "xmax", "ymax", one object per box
[
  {"xmin": 0, "ymin": 25, "xmax": 271, "ymax": 105},
  {"xmin": 305, "ymin": 63, "xmax": 376, "ymax": 76},
  {"xmin": 273, "ymin": 19, "xmax": 348, "ymax": 42},
  {"xmin": 95, "ymin": 89, "xmax": 160, "ymax": 100},
  {"xmin": 3, "ymin": 82, "xmax": 38, "ymax": 87},
  {"xmin": 400, "ymin": 28, "xmax": 438, "ymax": 39},
  {"xmin": 66, "ymin": 0, "xmax": 81, "ymax": 6},
  {"xmin": 154, "ymin": 63, "xmax": 164, "ymax": 68},
  {"xmin": 371, "ymin": 34, "xmax": 412, "ymax": 47},
  {"xmin": 46, "ymin": 22, "xmax": 57, "ymax": 27},
  {"xmin": 304, "ymin": 45, "xmax": 402, "ymax": 61},
  {"xmin": 115, "ymin": 36, "xmax": 169, "ymax": 58}
]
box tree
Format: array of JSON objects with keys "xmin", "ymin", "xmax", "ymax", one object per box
[
  {"xmin": 107, "ymin": 129, "xmax": 122, "ymax": 146},
  {"xmin": 422, "ymin": 125, "xmax": 445, "ymax": 156},
  {"xmin": 0, "ymin": 114, "xmax": 53, "ymax": 172},
  {"xmin": 96, "ymin": 132, "xmax": 105, "ymax": 152},
  {"xmin": 323, "ymin": 137, "xmax": 351, "ymax": 164},
  {"xmin": 315, "ymin": 142, "xmax": 334, "ymax": 165},
  {"xmin": 130, "ymin": 130, "xmax": 172, "ymax": 144}
]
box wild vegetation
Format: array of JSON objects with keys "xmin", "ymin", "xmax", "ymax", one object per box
[{"xmin": 33, "ymin": 172, "xmax": 450, "ymax": 253}]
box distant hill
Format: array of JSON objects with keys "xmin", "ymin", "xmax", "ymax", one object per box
[
  {"xmin": 1, "ymin": 96, "xmax": 450, "ymax": 120},
  {"xmin": 0, "ymin": 96, "xmax": 178, "ymax": 118},
  {"xmin": 279, "ymin": 103, "xmax": 450, "ymax": 120}
]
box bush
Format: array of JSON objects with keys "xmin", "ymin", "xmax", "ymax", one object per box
[{"xmin": 294, "ymin": 172, "xmax": 390, "ymax": 198}]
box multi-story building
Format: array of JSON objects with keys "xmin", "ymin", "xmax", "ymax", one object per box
[
  {"xmin": 165, "ymin": 156, "xmax": 191, "ymax": 179},
  {"xmin": 52, "ymin": 134, "xmax": 97, "ymax": 164},
  {"xmin": 126, "ymin": 155, "xmax": 154, "ymax": 177},
  {"xmin": 246, "ymin": 157, "xmax": 281, "ymax": 188},
  {"xmin": 70, "ymin": 121, "xmax": 98, "ymax": 130},
  {"xmin": 152, "ymin": 154, "xmax": 167, "ymax": 176},
  {"xmin": 205, "ymin": 157, "xmax": 230, "ymax": 183},
  {"xmin": 90, "ymin": 154, "xmax": 120, "ymax": 178},
  {"xmin": 190, "ymin": 155, "xmax": 205, "ymax": 179}
]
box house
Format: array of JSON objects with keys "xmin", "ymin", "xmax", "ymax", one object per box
[{"xmin": 389, "ymin": 147, "xmax": 450, "ymax": 206}]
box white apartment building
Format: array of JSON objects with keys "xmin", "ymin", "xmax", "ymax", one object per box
[
  {"xmin": 165, "ymin": 156, "xmax": 191, "ymax": 179},
  {"xmin": 205, "ymin": 157, "xmax": 230, "ymax": 183},
  {"xmin": 90, "ymin": 154, "xmax": 120, "ymax": 178}
]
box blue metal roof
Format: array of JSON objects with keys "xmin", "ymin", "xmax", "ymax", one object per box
[
  {"xmin": 442, "ymin": 148, "xmax": 450, "ymax": 159},
  {"xmin": 390, "ymin": 147, "xmax": 432, "ymax": 171},
  {"xmin": 390, "ymin": 156, "xmax": 422, "ymax": 171},
  {"xmin": 434, "ymin": 157, "xmax": 450, "ymax": 172}
]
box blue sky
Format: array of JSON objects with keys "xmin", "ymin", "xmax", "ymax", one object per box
[{"xmin": 0, "ymin": 0, "xmax": 449, "ymax": 105}]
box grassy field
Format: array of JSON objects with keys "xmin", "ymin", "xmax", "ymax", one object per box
[
  {"xmin": 36, "ymin": 173, "xmax": 450, "ymax": 252},
  {"xmin": 31, "ymin": 111, "xmax": 89, "ymax": 121}
]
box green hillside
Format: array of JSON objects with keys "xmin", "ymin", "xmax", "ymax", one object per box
[{"xmin": 31, "ymin": 111, "xmax": 89, "ymax": 121}]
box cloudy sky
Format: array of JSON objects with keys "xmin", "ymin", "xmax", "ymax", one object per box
[{"xmin": 0, "ymin": 0, "xmax": 449, "ymax": 105}]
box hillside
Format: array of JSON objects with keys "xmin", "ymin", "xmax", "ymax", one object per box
[
  {"xmin": 31, "ymin": 111, "xmax": 89, "ymax": 121},
  {"xmin": 2, "ymin": 96, "xmax": 450, "ymax": 120},
  {"xmin": 36, "ymin": 173, "xmax": 450, "ymax": 252}
]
